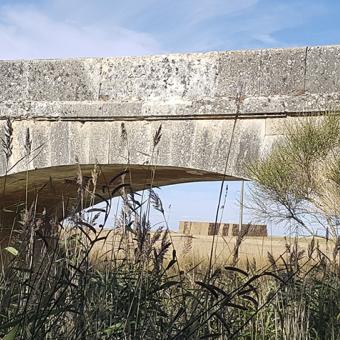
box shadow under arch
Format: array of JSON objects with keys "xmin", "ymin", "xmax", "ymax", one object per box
[{"xmin": 0, "ymin": 163, "xmax": 243, "ymax": 223}]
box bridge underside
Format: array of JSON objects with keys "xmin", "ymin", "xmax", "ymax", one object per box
[{"xmin": 0, "ymin": 164, "xmax": 236, "ymax": 219}]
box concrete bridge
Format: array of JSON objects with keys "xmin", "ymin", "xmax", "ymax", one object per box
[{"xmin": 1, "ymin": 45, "xmax": 340, "ymax": 219}]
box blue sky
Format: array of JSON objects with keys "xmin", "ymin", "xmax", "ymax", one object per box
[
  {"xmin": 0, "ymin": 0, "xmax": 339, "ymax": 233},
  {"xmin": 0, "ymin": 0, "xmax": 339, "ymax": 59}
]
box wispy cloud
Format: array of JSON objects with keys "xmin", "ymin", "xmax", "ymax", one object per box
[
  {"xmin": 0, "ymin": 4, "xmax": 161, "ymax": 59},
  {"xmin": 188, "ymin": 0, "xmax": 258, "ymax": 25},
  {"xmin": 173, "ymin": 1, "xmax": 325, "ymax": 51},
  {"xmin": 0, "ymin": 0, "xmax": 327, "ymax": 60}
]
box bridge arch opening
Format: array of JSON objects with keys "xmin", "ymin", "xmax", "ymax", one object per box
[{"xmin": 83, "ymin": 180, "xmax": 252, "ymax": 232}]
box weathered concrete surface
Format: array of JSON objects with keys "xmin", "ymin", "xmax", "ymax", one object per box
[{"xmin": 0, "ymin": 45, "xmax": 340, "ymax": 218}]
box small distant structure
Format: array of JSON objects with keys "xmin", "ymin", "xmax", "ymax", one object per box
[{"xmin": 179, "ymin": 221, "xmax": 267, "ymax": 237}]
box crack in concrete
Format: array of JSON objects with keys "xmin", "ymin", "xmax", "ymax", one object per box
[{"xmin": 303, "ymin": 46, "xmax": 309, "ymax": 93}]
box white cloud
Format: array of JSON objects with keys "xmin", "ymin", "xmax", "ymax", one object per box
[
  {"xmin": 46, "ymin": 0, "xmax": 258, "ymax": 27},
  {"xmin": 0, "ymin": 5, "xmax": 161, "ymax": 60},
  {"xmin": 0, "ymin": 0, "xmax": 325, "ymax": 60}
]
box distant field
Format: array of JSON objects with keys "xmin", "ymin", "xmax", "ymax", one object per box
[
  {"xmin": 85, "ymin": 229, "xmax": 332, "ymax": 268},
  {"xmin": 169, "ymin": 233, "xmax": 332, "ymax": 267}
]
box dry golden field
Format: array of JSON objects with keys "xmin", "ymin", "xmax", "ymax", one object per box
[
  {"xmin": 80, "ymin": 229, "xmax": 333, "ymax": 268},
  {"xmin": 170, "ymin": 233, "xmax": 333, "ymax": 267}
]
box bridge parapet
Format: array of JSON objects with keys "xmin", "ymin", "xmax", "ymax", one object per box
[{"xmin": 1, "ymin": 46, "xmax": 340, "ymax": 122}]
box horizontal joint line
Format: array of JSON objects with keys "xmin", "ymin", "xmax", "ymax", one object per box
[{"xmin": 0, "ymin": 111, "xmax": 330, "ymax": 122}]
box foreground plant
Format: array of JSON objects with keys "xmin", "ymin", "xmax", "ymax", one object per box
[
  {"xmin": 0, "ymin": 166, "xmax": 338, "ymax": 339},
  {"xmin": 248, "ymin": 114, "xmax": 340, "ymax": 243}
]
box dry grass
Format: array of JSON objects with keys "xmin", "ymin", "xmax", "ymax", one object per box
[
  {"xmin": 171, "ymin": 234, "xmax": 332, "ymax": 266},
  {"xmin": 80, "ymin": 229, "xmax": 332, "ymax": 269}
]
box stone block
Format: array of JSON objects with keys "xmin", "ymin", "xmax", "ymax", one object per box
[
  {"xmin": 102, "ymin": 101, "xmax": 142, "ymax": 118},
  {"xmin": 28, "ymin": 102, "xmax": 102, "ymax": 119},
  {"xmin": 100, "ymin": 53, "xmax": 219, "ymax": 100},
  {"xmin": 29, "ymin": 122, "xmax": 52, "ymax": 169},
  {"xmin": 0, "ymin": 61, "xmax": 27, "ymax": 102},
  {"xmin": 191, "ymin": 98, "xmax": 237, "ymax": 116},
  {"xmin": 49, "ymin": 122, "xmax": 70, "ymax": 165},
  {"xmin": 306, "ymin": 46, "xmax": 340, "ymax": 94},
  {"xmin": 0, "ymin": 101, "xmax": 32, "ymax": 118},
  {"xmin": 217, "ymin": 47, "xmax": 306, "ymax": 99},
  {"xmin": 259, "ymin": 47, "xmax": 306, "ymax": 96},
  {"xmin": 27, "ymin": 59, "xmax": 101, "ymax": 101},
  {"xmin": 265, "ymin": 117, "xmax": 288, "ymax": 136},
  {"xmin": 216, "ymin": 49, "xmax": 262, "ymax": 97},
  {"xmin": 283, "ymin": 93, "xmax": 340, "ymax": 113},
  {"xmin": 239, "ymin": 96, "xmax": 286, "ymax": 114}
]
